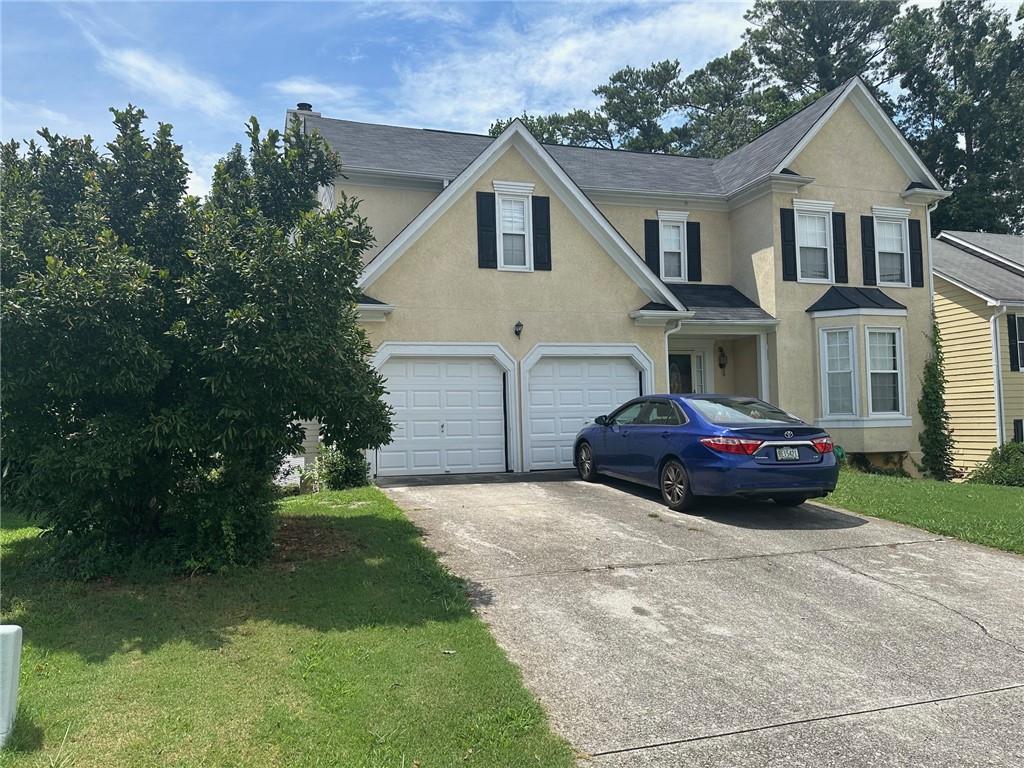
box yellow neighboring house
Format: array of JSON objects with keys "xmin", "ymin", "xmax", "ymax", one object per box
[
  {"xmin": 292, "ymin": 77, "xmax": 952, "ymax": 478},
  {"xmin": 932, "ymin": 231, "xmax": 1024, "ymax": 471}
]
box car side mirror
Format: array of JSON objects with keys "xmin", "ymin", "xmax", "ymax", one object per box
[{"xmin": 594, "ymin": 415, "xmax": 608, "ymax": 426}]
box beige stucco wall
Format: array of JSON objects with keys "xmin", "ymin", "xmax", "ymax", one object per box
[
  {"xmin": 998, "ymin": 312, "xmax": 1024, "ymax": 445},
  {"xmin": 598, "ymin": 204, "xmax": 733, "ymax": 285},
  {"xmin": 335, "ymin": 180, "xmax": 439, "ymax": 264},
  {"xmin": 361, "ymin": 145, "xmax": 668, "ymax": 389},
  {"xmin": 755, "ymin": 99, "xmax": 935, "ymax": 464},
  {"xmin": 933, "ymin": 277, "xmax": 998, "ymax": 470}
]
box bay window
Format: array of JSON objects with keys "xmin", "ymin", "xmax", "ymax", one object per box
[{"xmin": 867, "ymin": 328, "xmax": 904, "ymax": 414}]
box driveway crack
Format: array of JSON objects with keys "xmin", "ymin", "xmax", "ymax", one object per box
[
  {"xmin": 816, "ymin": 552, "xmax": 1024, "ymax": 657},
  {"xmin": 584, "ymin": 683, "xmax": 1024, "ymax": 758}
]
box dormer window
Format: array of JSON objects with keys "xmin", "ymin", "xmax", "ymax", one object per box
[
  {"xmin": 658, "ymin": 210, "xmax": 689, "ymax": 283},
  {"xmin": 494, "ymin": 181, "xmax": 534, "ymax": 272}
]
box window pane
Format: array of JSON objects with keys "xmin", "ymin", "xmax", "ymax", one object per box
[
  {"xmin": 662, "ymin": 223, "xmax": 681, "ymax": 251},
  {"xmin": 693, "ymin": 354, "xmax": 705, "ymax": 393},
  {"xmin": 798, "ymin": 213, "xmax": 828, "ymax": 247},
  {"xmin": 642, "ymin": 401, "xmax": 680, "ymax": 426},
  {"xmin": 800, "ymin": 246, "xmax": 829, "ymax": 279},
  {"xmin": 612, "ymin": 402, "xmax": 645, "ymax": 425},
  {"xmin": 501, "ymin": 198, "xmax": 526, "ymax": 233},
  {"xmin": 827, "ymin": 372, "xmax": 854, "ymax": 414},
  {"xmin": 825, "ymin": 330, "xmax": 851, "ymax": 372},
  {"xmin": 502, "ymin": 233, "xmax": 526, "ymax": 266},
  {"xmin": 878, "ymin": 251, "xmax": 905, "ymax": 282},
  {"xmin": 870, "ymin": 372, "xmax": 900, "ymax": 412},
  {"xmin": 869, "ymin": 331, "xmax": 897, "ymax": 371},
  {"xmin": 876, "ymin": 220, "xmax": 904, "ymax": 253},
  {"xmin": 663, "ymin": 251, "xmax": 683, "ymax": 278}
]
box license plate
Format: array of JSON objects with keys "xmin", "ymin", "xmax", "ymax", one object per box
[{"xmin": 775, "ymin": 447, "xmax": 800, "ymax": 461}]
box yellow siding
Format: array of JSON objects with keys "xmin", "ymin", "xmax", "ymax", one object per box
[
  {"xmin": 999, "ymin": 312, "xmax": 1024, "ymax": 442},
  {"xmin": 933, "ymin": 277, "xmax": 997, "ymax": 471}
]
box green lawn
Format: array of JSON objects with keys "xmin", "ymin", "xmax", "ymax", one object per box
[
  {"xmin": 828, "ymin": 468, "xmax": 1024, "ymax": 554},
  {"xmin": 0, "ymin": 488, "xmax": 574, "ymax": 768}
]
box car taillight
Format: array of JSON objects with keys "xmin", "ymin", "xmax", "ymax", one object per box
[
  {"xmin": 812, "ymin": 436, "xmax": 834, "ymax": 454},
  {"xmin": 699, "ymin": 436, "xmax": 763, "ymax": 455}
]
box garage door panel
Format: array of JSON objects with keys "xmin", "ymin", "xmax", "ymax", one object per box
[
  {"xmin": 527, "ymin": 356, "xmax": 640, "ymax": 471},
  {"xmin": 378, "ymin": 356, "xmax": 506, "ymax": 476}
]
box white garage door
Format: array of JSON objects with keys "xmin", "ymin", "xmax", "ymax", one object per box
[
  {"xmin": 377, "ymin": 356, "xmax": 506, "ymax": 476},
  {"xmin": 526, "ymin": 356, "xmax": 641, "ymax": 470}
]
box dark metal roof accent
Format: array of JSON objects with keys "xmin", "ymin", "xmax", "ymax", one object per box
[
  {"xmin": 805, "ymin": 286, "xmax": 906, "ymax": 313},
  {"xmin": 357, "ymin": 293, "xmax": 386, "ymax": 305},
  {"xmin": 932, "ymin": 236, "xmax": 1024, "ymax": 302},
  {"xmin": 643, "ymin": 284, "xmax": 775, "ymax": 322}
]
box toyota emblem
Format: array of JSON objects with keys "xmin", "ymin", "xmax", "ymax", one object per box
[{"xmin": 784, "ymin": 430, "xmax": 794, "ymax": 439}]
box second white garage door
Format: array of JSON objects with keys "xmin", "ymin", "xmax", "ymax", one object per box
[
  {"xmin": 526, "ymin": 356, "xmax": 641, "ymax": 470},
  {"xmin": 378, "ymin": 356, "xmax": 507, "ymax": 476}
]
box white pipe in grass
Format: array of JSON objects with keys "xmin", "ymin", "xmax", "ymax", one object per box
[{"xmin": 0, "ymin": 625, "xmax": 22, "ymax": 748}]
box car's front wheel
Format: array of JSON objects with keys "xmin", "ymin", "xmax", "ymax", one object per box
[
  {"xmin": 773, "ymin": 494, "xmax": 808, "ymax": 507},
  {"xmin": 660, "ymin": 459, "xmax": 695, "ymax": 511},
  {"xmin": 576, "ymin": 441, "xmax": 597, "ymax": 482}
]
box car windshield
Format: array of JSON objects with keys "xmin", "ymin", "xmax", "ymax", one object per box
[{"xmin": 687, "ymin": 397, "xmax": 802, "ymax": 425}]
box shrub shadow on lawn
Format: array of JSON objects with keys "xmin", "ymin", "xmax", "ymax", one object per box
[{"xmin": 1, "ymin": 509, "xmax": 474, "ymax": 664}]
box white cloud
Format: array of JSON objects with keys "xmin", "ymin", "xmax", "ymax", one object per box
[
  {"xmin": 0, "ymin": 98, "xmax": 82, "ymax": 141},
  {"xmin": 62, "ymin": 5, "xmax": 240, "ymax": 122},
  {"xmin": 270, "ymin": 1, "xmax": 752, "ymax": 133},
  {"xmin": 350, "ymin": 1, "xmax": 471, "ymax": 26},
  {"xmin": 184, "ymin": 148, "xmax": 225, "ymax": 199}
]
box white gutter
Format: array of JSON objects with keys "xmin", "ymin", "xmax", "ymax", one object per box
[{"xmin": 991, "ymin": 306, "xmax": 1007, "ymax": 445}]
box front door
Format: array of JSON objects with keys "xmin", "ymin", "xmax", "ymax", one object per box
[{"xmin": 669, "ymin": 353, "xmax": 705, "ymax": 394}]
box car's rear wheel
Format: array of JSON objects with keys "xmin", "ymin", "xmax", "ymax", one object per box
[
  {"xmin": 576, "ymin": 441, "xmax": 597, "ymax": 482},
  {"xmin": 773, "ymin": 494, "xmax": 808, "ymax": 507},
  {"xmin": 660, "ymin": 459, "xmax": 695, "ymax": 511}
]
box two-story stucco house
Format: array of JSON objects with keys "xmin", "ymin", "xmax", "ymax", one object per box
[
  {"xmin": 932, "ymin": 231, "xmax": 1024, "ymax": 471},
  {"xmin": 293, "ymin": 76, "xmax": 949, "ymax": 478}
]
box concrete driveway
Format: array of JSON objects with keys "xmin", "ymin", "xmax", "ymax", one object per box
[{"xmin": 382, "ymin": 472, "xmax": 1024, "ymax": 767}]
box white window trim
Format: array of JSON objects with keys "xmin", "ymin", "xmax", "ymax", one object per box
[
  {"xmin": 494, "ymin": 181, "xmax": 534, "ymax": 272},
  {"xmin": 819, "ymin": 327, "xmax": 859, "ymax": 418},
  {"xmin": 793, "ymin": 199, "xmax": 834, "ymax": 284},
  {"xmin": 865, "ymin": 326, "xmax": 907, "ymax": 417},
  {"xmin": 872, "ymin": 205, "xmax": 911, "ymax": 288},
  {"xmin": 657, "ymin": 210, "xmax": 689, "ymax": 284}
]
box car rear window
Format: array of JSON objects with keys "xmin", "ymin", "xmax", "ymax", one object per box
[{"xmin": 687, "ymin": 397, "xmax": 802, "ymax": 425}]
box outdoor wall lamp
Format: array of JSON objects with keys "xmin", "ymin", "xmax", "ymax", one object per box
[
  {"xmin": 514, "ymin": 320, "xmax": 524, "ymax": 338},
  {"xmin": 718, "ymin": 346, "xmax": 728, "ymax": 370}
]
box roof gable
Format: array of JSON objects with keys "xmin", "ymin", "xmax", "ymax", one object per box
[
  {"xmin": 932, "ymin": 233, "xmax": 1024, "ymax": 304},
  {"xmin": 356, "ymin": 120, "xmax": 685, "ymax": 310}
]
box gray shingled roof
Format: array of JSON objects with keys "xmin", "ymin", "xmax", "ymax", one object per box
[
  {"xmin": 932, "ymin": 237, "xmax": 1024, "ymax": 302},
  {"xmin": 712, "ymin": 84, "xmax": 848, "ymax": 193},
  {"xmin": 301, "ymin": 77, "xmax": 881, "ymax": 198},
  {"xmin": 941, "ymin": 231, "xmax": 1024, "ymax": 269},
  {"xmin": 640, "ymin": 284, "xmax": 775, "ymax": 322}
]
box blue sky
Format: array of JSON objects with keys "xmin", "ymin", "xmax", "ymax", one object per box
[{"xmin": 2, "ymin": 1, "xmax": 759, "ymax": 195}]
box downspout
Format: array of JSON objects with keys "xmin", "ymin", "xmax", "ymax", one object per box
[
  {"xmin": 926, "ymin": 203, "xmax": 938, "ymax": 313},
  {"xmin": 991, "ymin": 306, "xmax": 1007, "ymax": 445},
  {"xmin": 664, "ymin": 319, "xmax": 683, "ymax": 393}
]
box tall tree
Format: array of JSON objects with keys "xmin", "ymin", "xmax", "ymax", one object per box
[
  {"xmin": 887, "ymin": 0, "xmax": 1024, "ymax": 233},
  {"xmin": 744, "ymin": 0, "xmax": 902, "ymax": 94}
]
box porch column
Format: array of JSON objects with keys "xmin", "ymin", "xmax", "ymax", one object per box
[{"xmin": 757, "ymin": 333, "xmax": 770, "ymax": 401}]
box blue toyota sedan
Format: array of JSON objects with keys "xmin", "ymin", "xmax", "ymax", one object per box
[{"xmin": 573, "ymin": 394, "xmax": 838, "ymax": 511}]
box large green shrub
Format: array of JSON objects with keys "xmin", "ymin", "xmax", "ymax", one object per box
[
  {"xmin": 970, "ymin": 442, "xmax": 1024, "ymax": 487},
  {"xmin": 0, "ymin": 108, "xmax": 391, "ymax": 575}
]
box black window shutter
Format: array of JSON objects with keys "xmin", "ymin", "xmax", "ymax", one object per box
[
  {"xmin": 780, "ymin": 208, "xmax": 797, "ymax": 281},
  {"xmin": 831, "ymin": 212, "xmax": 848, "ymax": 284},
  {"xmin": 909, "ymin": 219, "xmax": 924, "ymax": 287},
  {"xmin": 532, "ymin": 196, "xmax": 551, "ymax": 271},
  {"xmin": 644, "ymin": 219, "xmax": 660, "ymax": 275},
  {"xmin": 685, "ymin": 221, "xmax": 702, "ymax": 282},
  {"xmin": 860, "ymin": 215, "xmax": 877, "ymax": 286},
  {"xmin": 476, "ymin": 192, "xmax": 497, "ymax": 269},
  {"xmin": 1009, "ymin": 314, "xmax": 1020, "ymax": 372},
  {"xmin": 1014, "ymin": 419, "xmax": 1024, "ymax": 443}
]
